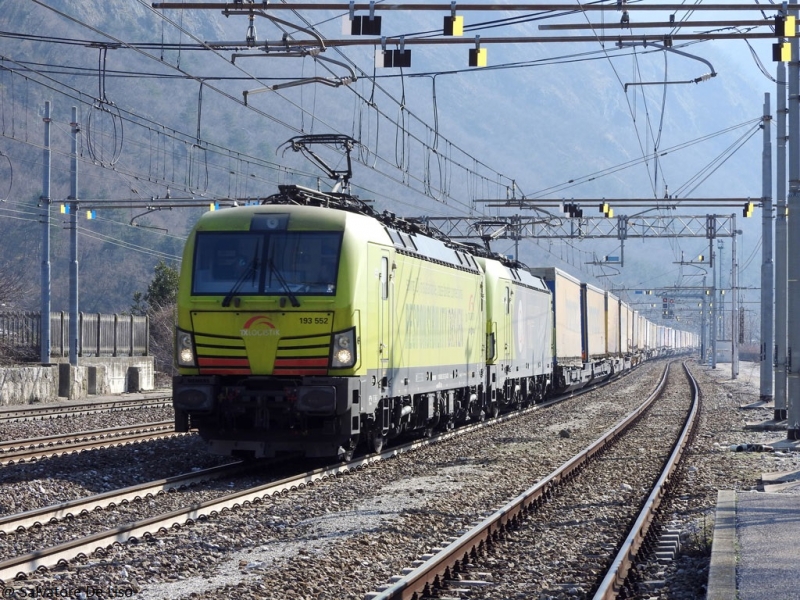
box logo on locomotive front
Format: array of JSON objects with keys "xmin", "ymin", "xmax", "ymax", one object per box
[{"xmin": 241, "ymin": 315, "xmax": 281, "ymax": 337}]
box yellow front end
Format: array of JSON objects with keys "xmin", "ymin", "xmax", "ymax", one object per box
[
  {"xmin": 173, "ymin": 193, "xmax": 492, "ymax": 459},
  {"xmin": 172, "ymin": 203, "xmax": 369, "ymax": 459}
]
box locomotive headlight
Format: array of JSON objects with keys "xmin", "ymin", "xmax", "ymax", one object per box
[
  {"xmin": 330, "ymin": 327, "xmax": 357, "ymax": 368},
  {"xmin": 335, "ymin": 348, "xmax": 352, "ymax": 365},
  {"xmin": 176, "ymin": 329, "xmax": 197, "ymax": 368}
]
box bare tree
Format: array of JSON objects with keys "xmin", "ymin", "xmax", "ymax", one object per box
[
  {"xmin": 0, "ymin": 264, "xmax": 29, "ymax": 309},
  {"xmin": 132, "ymin": 262, "xmax": 181, "ymax": 387},
  {"xmin": 147, "ymin": 300, "xmax": 177, "ymax": 387},
  {"xmin": 0, "ymin": 262, "xmax": 35, "ymax": 364}
]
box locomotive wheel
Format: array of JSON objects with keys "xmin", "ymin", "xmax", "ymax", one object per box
[
  {"xmin": 338, "ymin": 436, "xmax": 359, "ymax": 462},
  {"xmin": 439, "ymin": 419, "xmax": 455, "ymax": 432},
  {"xmin": 371, "ymin": 433, "xmax": 386, "ymax": 454}
]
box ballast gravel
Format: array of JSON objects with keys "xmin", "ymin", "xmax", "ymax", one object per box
[
  {"xmin": 0, "ymin": 360, "xmax": 789, "ymax": 600},
  {"xmin": 0, "ymin": 403, "xmax": 232, "ymax": 517}
]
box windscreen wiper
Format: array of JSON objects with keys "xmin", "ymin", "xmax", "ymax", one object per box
[
  {"xmin": 222, "ymin": 248, "xmax": 259, "ymax": 307},
  {"xmin": 267, "ymin": 255, "xmax": 300, "ymax": 307}
]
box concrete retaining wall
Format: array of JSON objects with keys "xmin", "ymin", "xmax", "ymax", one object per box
[{"xmin": 0, "ymin": 356, "xmax": 155, "ymax": 406}]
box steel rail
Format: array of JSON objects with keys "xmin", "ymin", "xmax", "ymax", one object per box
[
  {"xmin": 0, "ymin": 396, "xmax": 172, "ymax": 423},
  {"xmin": 0, "ymin": 453, "xmax": 389, "ymax": 583},
  {"xmin": 0, "ymin": 361, "xmax": 644, "ymax": 584},
  {"xmin": 365, "ymin": 361, "xmax": 672, "ymax": 600},
  {"xmin": 0, "ymin": 418, "xmax": 521, "ymax": 584},
  {"xmin": 0, "ymin": 421, "xmax": 174, "ymax": 453},
  {"xmin": 0, "ymin": 426, "xmax": 182, "ymax": 466},
  {"xmin": 592, "ymin": 361, "xmax": 700, "ymax": 599},
  {"xmin": 0, "ymin": 462, "xmax": 247, "ymax": 535}
]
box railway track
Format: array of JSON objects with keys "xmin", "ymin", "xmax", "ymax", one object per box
[
  {"xmin": 0, "ymin": 395, "xmax": 172, "ymax": 423},
  {"xmin": 594, "ymin": 362, "xmax": 699, "ymax": 599},
  {"xmin": 364, "ymin": 360, "xmax": 698, "ymax": 599},
  {"xmin": 0, "ymin": 420, "xmax": 175, "ymax": 452},
  {"xmin": 0, "ymin": 461, "xmax": 250, "ymax": 535},
  {"xmin": 0, "ymin": 360, "xmax": 677, "ymax": 598},
  {"xmin": 0, "ymin": 369, "xmax": 633, "ymax": 584},
  {"xmin": 0, "ymin": 421, "xmax": 179, "ymax": 465},
  {"xmin": 0, "ymin": 413, "xmax": 504, "ymax": 583}
]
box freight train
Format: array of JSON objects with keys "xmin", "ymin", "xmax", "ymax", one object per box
[{"xmin": 172, "ymin": 185, "xmax": 697, "ymax": 460}]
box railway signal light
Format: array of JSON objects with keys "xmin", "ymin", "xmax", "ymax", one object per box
[
  {"xmin": 562, "ymin": 202, "xmax": 583, "ymax": 218},
  {"xmin": 599, "ymin": 202, "xmax": 614, "ymax": 218},
  {"xmin": 444, "ymin": 15, "xmax": 464, "ymax": 36},
  {"xmin": 376, "ymin": 35, "xmax": 411, "ymax": 68},
  {"xmin": 350, "ymin": 15, "xmax": 382, "ymax": 35},
  {"xmin": 743, "ymin": 201, "xmax": 755, "ymax": 218},
  {"xmin": 773, "ymin": 42, "xmax": 791, "ymax": 62},
  {"xmin": 345, "ymin": 3, "xmax": 382, "ymax": 35},
  {"xmin": 469, "ymin": 46, "xmax": 487, "ymax": 67},
  {"xmin": 469, "ymin": 36, "xmax": 487, "ymax": 67},
  {"xmin": 775, "ymin": 15, "xmax": 796, "ymax": 37},
  {"xmin": 377, "ymin": 48, "xmax": 412, "ymax": 68}
]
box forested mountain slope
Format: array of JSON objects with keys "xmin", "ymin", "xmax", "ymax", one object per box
[{"xmin": 0, "ymin": 1, "xmax": 772, "ymax": 323}]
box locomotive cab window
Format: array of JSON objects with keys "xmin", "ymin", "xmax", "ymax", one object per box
[
  {"xmin": 192, "ymin": 233, "xmax": 263, "ymax": 295},
  {"xmin": 192, "ymin": 231, "xmax": 343, "ymax": 297}
]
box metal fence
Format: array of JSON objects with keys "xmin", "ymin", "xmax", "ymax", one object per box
[{"xmin": 0, "ymin": 311, "xmax": 149, "ymax": 358}]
